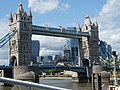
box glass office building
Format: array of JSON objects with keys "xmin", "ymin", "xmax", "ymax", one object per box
[{"xmin": 32, "ymin": 40, "xmax": 40, "ymax": 64}]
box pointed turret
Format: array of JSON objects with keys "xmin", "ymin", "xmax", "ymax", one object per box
[
  {"xmin": 76, "ymin": 23, "xmax": 81, "ymax": 31},
  {"xmin": 84, "ymin": 15, "xmax": 92, "ymax": 26},
  {"xmin": 83, "ymin": 15, "xmax": 92, "ymax": 30},
  {"xmin": 9, "ymin": 11, "xmax": 13, "ymax": 24},
  {"xmin": 96, "ymin": 20, "xmax": 99, "ymax": 29},
  {"xmin": 17, "ymin": 1, "xmax": 24, "ymax": 14},
  {"xmin": 28, "ymin": 8, "xmax": 32, "ymax": 22},
  {"xmin": 28, "ymin": 8, "xmax": 32, "ymax": 17},
  {"xmin": 9, "ymin": 11, "xmax": 13, "ymax": 20}
]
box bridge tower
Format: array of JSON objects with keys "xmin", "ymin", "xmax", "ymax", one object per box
[
  {"xmin": 72, "ymin": 16, "xmax": 99, "ymax": 83},
  {"xmin": 80, "ymin": 15, "xmax": 99, "ymax": 66},
  {"xmin": 9, "ymin": 2, "xmax": 32, "ymax": 66}
]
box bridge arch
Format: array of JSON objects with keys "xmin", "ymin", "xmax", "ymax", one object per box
[
  {"xmin": 83, "ymin": 59, "xmax": 89, "ymax": 66},
  {"xmin": 10, "ymin": 56, "xmax": 17, "ymax": 66}
]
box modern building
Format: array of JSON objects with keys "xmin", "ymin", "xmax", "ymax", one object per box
[
  {"xmin": 54, "ymin": 54, "xmax": 63, "ymax": 64},
  {"xmin": 37, "ymin": 56, "xmax": 54, "ymax": 66},
  {"xmin": 67, "ymin": 27, "xmax": 78, "ymax": 65},
  {"xmin": 32, "ymin": 40, "xmax": 40, "ymax": 64},
  {"xmin": 69, "ymin": 38, "xmax": 78, "ymax": 65},
  {"xmin": 63, "ymin": 49, "xmax": 70, "ymax": 62}
]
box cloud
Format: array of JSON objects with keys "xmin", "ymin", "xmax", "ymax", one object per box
[
  {"xmin": 40, "ymin": 48, "xmax": 61, "ymax": 56},
  {"xmin": 59, "ymin": 3, "xmax": 71, "ymax": 11},
  {"xmin": 97, "ymin": 0, "xmax": 120, "ymax": 30},
  {"xmin": 0, "ymin": 19, "xmax": 9, "ymax": 65},
  {"xmin": 99, "ymin": 28, "xmax": 120, "ymax": 55},
  {"xmin": 32, "ymin": 35, "xmax": 68, "ymax": 56},
  {"xmin": 0, "ymin": 19, "xmax": 9, "ymax": 38},
  {"xmin": 96, "ymin": 0, "xmax": 120, "ymax": 55},
  {"xmin": 28, "ymin": 0, "xmax": 70, "ymax": 14}
]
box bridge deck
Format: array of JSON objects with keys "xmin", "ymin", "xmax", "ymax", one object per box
[
  {"xmin": 32, "ymin": 25, "xmax": 90, "ymax": 38},
  {"xmin": 0, "ymin": 66, "xmax": 87, "ymax": 73},
  {"xmin": 39, "ymin": 65, "xmax": 87, "ymax": 73}
]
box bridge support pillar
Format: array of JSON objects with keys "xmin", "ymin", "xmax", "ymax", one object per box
[
  {"xmin": 72, "ymin": 67, "xmax": 91, "ymax": 83},
  {"xmin": 72, "ymin": 72, "xmax": 90, "ymax": 83},
  {"xmin": 4, "ymin": 68, "xmax": 13, "ymax": 78},
  {"xmin": 92, "ymin": 65, "xmax": 110, "ymax": 90},
  {"xmin": 13, "ymin": 66, "xmax": 39, "ymax": 83},
  {"xmin": 3, "ymin": 67, "xmax": 13, "ymax": 86},
  {"xmin": 3, "ymin": 66, "xmax": 39, "ymax": 84}
]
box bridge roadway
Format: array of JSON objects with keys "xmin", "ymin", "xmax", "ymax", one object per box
[
  {"xmin": 39, "ymin": 65, "xmax": 87, "ymax": 73},
  {"xmin": 0, "ymin": 65, "xmax": 87, "ymax": 73},
  {"xmin": 0, "ymin": 65, "xmax": 119, "ymax": 72},
  {"xmin": 32, "ymin": 25, "xmax": 90, "ymax": 38}
]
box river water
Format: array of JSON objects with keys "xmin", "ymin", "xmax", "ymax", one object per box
[{"xmin": 0, "ymin": 78, "xmax": 92, "ymax": 90}]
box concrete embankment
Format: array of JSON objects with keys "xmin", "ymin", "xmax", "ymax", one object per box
[{"xmin": 40, "ymin": 75, "xmax": 72, "ymax": 80}]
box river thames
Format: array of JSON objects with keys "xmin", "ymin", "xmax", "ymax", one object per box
[{"xmin": 0, "ymin": 78, "xmax": 92, "ymax": 90}]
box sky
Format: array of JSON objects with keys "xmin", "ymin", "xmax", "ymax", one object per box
[{"xmin": 0, "ymin": 0, "xmax": 120, "ymax": 65}]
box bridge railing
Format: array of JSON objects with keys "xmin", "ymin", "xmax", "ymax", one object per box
[
  {"xmin": 38, "ymin": 65, "xmax": 87, "ymax": 73},
  {"xmin": 0, "ymin": 77, "xmax": 70, "ymax": 90},
  {"xmin": 32, "ymin": 25, "xmax": 90, "ymax": 37}
]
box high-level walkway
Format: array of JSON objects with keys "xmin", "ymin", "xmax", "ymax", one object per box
[{"xmin": 32, "ymin": 25, "xmax": 90, "ymax": 38}]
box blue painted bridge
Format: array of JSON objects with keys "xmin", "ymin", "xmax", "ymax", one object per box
[
  {"xmin": 32, "ymin": 25, "xmax": 90, "ymax": 38},
  {"xmin": 38, "ymin": 65, "xmax": 87, "ymax": 73},
  {"xmin": 0, "ymin": 65, "xmax": 87, "ymax": 73},
  {"xmin": 0, "ymin": 65, "xmax": 119, "ymax": 73}
]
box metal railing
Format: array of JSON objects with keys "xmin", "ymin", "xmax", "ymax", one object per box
[
  {"xmin": 0, "ymin": 77, "xmax": 70, "ymax": 90},
  {"xmin": 32, "ymin": 25, "xmax": 90, "ymax": 38}
]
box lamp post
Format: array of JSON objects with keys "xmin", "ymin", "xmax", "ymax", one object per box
[{"xmin": 112, "ymin": 51, "xmax": 117, "ymax": 85}]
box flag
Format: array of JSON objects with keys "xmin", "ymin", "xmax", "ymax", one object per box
[{"xmin": 45, "ymin": 24, "xmax": 48, "ymax": 26}]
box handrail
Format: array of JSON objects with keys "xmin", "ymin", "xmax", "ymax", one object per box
[
  {"xmin": 32, "ymin": 25, "xmax": 90, "ymax": 37},
  {"xmin": 0, "ymin": 77, "xmax": 70, "ymax": 90}
]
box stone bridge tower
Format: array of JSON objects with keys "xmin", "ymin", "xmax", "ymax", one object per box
[
  {"xmin": 9, "ymin": 2, "xmax": 32, "ymax": 66},
  {"xmin": 78, "ymin": 16, "xmax": 99, "ymax": 66}
]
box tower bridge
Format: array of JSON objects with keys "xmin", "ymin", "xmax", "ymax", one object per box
[
  {"xmin": 8, "ymin": 2, "xmax": 99, "ymax": 68},
  {"xmin": 0, "ymin": 2, "xmax": 101, "ymax": 83},
  {"xmin": 9, "ymin": 2, "xmax": 99, "ymax": 67},
  {"xmin": 0, "ymin": 65, "xmax": 87, "ymax": 73}
]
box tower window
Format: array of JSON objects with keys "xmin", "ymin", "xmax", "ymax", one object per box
[
  {"xmin": 24, "ymin": 17, "xmax": 26, "ymax": 20},
  {"xmin": 24, "ymin": 23, "xmax": 27, "ymax": 27},
  {"xmin": 24, "ymin": 46, "xmax": 25, "ymax": 50},
  {"xmin": 16, "ymin": 46, "xmax": 17, "ymax": 49},
  {"xmin": 86, "ymin": 26, "xmax": 88, "ymax": 30},
  {"xmin": 23, "ymin": 55, "xmax": 25, "ymax": 58},
  {"xmin": 71, "ymin": 47, "xmax": 74, "ymax": 58},
  {"xmin": 16, "ymin": 14, "xmax": 17, "ymax": 20},
  {"xmin": 76, "ymin": 47, "xmax": 78, "ymax": 56},
  {"xmin": 23, "ymin": 55, "xmax": 25, "ymax": 65}
]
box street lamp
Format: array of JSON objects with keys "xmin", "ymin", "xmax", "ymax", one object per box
[{"xmin": 112, "ymin": 51, "xmax": 118, "ymax": 85}]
